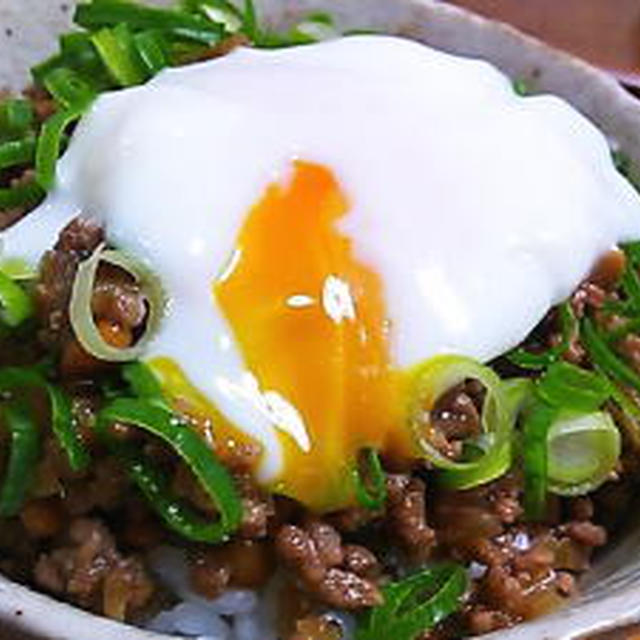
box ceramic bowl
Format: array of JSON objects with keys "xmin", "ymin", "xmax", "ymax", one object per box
[{"xmin": 1, "ymin": 1, "xmax": 640, "ymax": 638}]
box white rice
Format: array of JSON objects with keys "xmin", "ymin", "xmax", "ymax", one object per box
[{"xmin": 146, "ymin": 546, "xmax": 353, "ymax": 640}]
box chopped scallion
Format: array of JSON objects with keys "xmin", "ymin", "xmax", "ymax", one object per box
[
  {"xmin": 408, "ymin": 355, "xmax": 519, "ymax": 489},
  {"xmin": 0, "ymin": 367, "xmax": 89, "ymax": 472},
  {"xmin": 91, "ymin": 24, "xmax": 149, "ymax": 87},
  {"xmin": 0, "ymin": 399, "xmax": 40, "ymax": 517},
  {"xmin": 97, "ymin": 397, "xmax": 242, "ymax": 542},
  {"xmin": 547, "ymin": 410, "xmax": 620, "ymax": 496},
  {"xmin": 69, "ymin": 245, "xmax": 165, "ymax": 362},
  {"xmin": 508, "ymin": 302, "xmax": 577, "ymax": 370},
  {"xmin": 356, "ymin": 563, "xmax": 467, "ymax": 640},
  {"xmin": 352, "ymin": 448, "xmax": 387, "ymax": 511},
  {"xmin": 75, "ymin": 1, "xmax": 225, "ymax": 46},
  {"xmin": 35, "ymin": 104, "xmax": 88, "ymax": 189},
  {"xmin": 0, "ymin": 99, "xmax": 34, "ymax": 139},
  {"xmin": 0, "ymin": 136, "xmax": 37, "ymax": 171},
  {"xmin": 0, "ymin": 271, "xmax": 34, "ymax": 327},
  {"xmin": 43, "ymin": 67, "xmax": 96, "ymax": 109}
]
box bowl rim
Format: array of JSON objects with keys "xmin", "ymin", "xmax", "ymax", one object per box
[{"xmin": 2, "ymin": 0, "xmax": 640, "ymax": 638}]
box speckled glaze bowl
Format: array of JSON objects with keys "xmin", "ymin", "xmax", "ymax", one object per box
[{"xmin": 2, "ymin": 1, "xmax": 640, "ymax": 638}]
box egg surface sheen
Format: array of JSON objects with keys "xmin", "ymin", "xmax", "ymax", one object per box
[{"xmin": 4, "ymin": 35, "xmax": 640, "ymax": 510}]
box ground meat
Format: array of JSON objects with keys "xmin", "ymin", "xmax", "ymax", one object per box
[
  {"xmin": 275, "ymin": 521, "xmax": 382, "ymax": 610},
  {"xmin": 36, "ymin": 218, "xmax": 104, "ymax": 353},
  {"xmin": 588, "ymin": 249, "xmax": 627, "ymax": 291},
  {"xmin": 342, "ymin": 544, "xmax": 380, "ymax": 579},
  {"xmin": 386, "ymin": 473, "xmax": 435, "ymax": 561},
  {"xmin": 91, "ymin": 263, "xmax": 147, "ymax": 330},
  {"xmin": 0, "ymin": 170, "xmax": 38, "ymax": 231},
  {"xmin": 34, "ymin": 518, "xmax": 153, "ymax": 620},
  {"xmin": 235, "ymin": 472, "xmax": 275, "ymax": 539},
  {"xmin": 426, "ymin": 382, "xmax": 483, "ymax": 460},
  {"xmin": 431, "ymin": 385, "xmax": 481, "ymax": 441},
  {"xmin": 564, "ymin": 521, "xmax": 607, "ymax": 547},
  {"xmin": 189, "ymin": 539, "xmax": 275, "ymax": 599},
  {"xmin": 19, "ymin": 498, "xmax": 65, "ymax": 539},
  {"xmin": 22, "ymin": 86, "xmax": 56, "ymax": 123},
  {"xmin": 327, "ymin": 504, "xmax": 379, "ymax": 533},
  {"xmin": 286, "ymin": 615, "xmax": 343, "ymax": 640},
  {"xmin": 464, "ymin": 607, "xmax": 514, "ymax": 636},
  {"xmin": 433, "ymin": 474, "xmax": 521, "ymax": 547},
  {"xmin": 432, "ymin": 474, "xmax": 608, "ymax": 635},
  {"xmin": 35, "ymin": 217, "xmax": 148, "ymax": 377}
]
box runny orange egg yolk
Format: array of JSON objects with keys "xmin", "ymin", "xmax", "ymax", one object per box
[{"xmin": 215, "ymin": 161, "xmax": 409, "ymax": 511}]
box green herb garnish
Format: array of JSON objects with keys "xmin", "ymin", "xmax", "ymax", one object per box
[
  {"xmin": 97, "ymin": 397, "xmax": 243, "ymax": 542},
  {"xmin": 356, "ymin": 563, "xmax": 467, "ymax": 640}
]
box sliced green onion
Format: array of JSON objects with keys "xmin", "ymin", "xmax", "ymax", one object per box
[
  {"xmin": 522, "ymin": 398, "xmax": 557, "ymax": 521},
  {"xmin": 536, "ymin": 361, "xmax": 611, "ymax": 412},
  {"xmin": 582, "ymin": 317, "xmax": 640, "ymax": 395},
  {"xmin": 501, "ymin": 377, "xmax": 534, "ymax": 418},
  {"xmin": 43, "ymin": 68, "xmax": 96, "ymax": 109},
  {"xmin": 0, "ymin": 258, "xmax": 37, "ymax": 282},
  {"xmin": 619, "ymin": 263, "xmax": 640, "ymax": 316},
  {"xmin": 91, "ymin": 24, "xmax": 149, "ymax": 87},
  {"xmin": 0, "ymin": 181, "xmax": 44, "ymax": 212},
  {"xmin": 241, "ymin": 0, "xmax": 259, "ymax": 41},
  {"xmin": 356, "ymin": 563, "xmax": 467, "ymax": 640},
  {"xmin": 0, "ymin": 367, "xmax": 89, "ymax": 471},
  {"xmin": 97, "ymin": 397, "xmax": 242, "ymax": 542},
  {"xmin": 69, "ymin": 245, "xmax": 165, "ymax": 362},
  {"xmin": 513, "ymin": 78, "xmax": 531, "ymax": 96},
  {"xmin": 133, "ymin": 30, "xmax": 169, "ymax": 75},
  {"xmin": 547, "ymin": 410, "xmax": 620, "ymax": 496},
  {"xmin": 36, "ymin": 104, "xmax": 87, "ymax": 190},
  {"xmin": 408, "ymin": 355, "xmax": 516, "ymax": 489},
  {"xmin": 508, "ymin": 302, "xmax": 577, "ymax": 370},
  {"xmin": 0, "ymin": 135, "xmax": 37, "ymax": 170},
  {"xmin": 75, "ymin": 1, "xmax": 225, "ymax": 46},
  {"xmin": 0, "ymin": 100, "xmax": 34, "ymax": 139},
  {"xmin": 523, "ymin": 358, "xmax": 616, "ymax": 519},
  {"xmin": 289, "ymin": 13, "xmax": 337, "ymax": 44},
  {"xmin": 121, "ymin": 361, "xmax": 168, "ymax": 408},
  {"xmin": 0, "ymin": 399, "xmax": 40, "ymax": 517},
  {"xmin": 607, "ymin": 391, "xmax": 640, "ymax": 452},
  {"xmin": 623, "ymin": 240, "xmax": 640, "ymax": 266},
  {"xmin": 0, "ymin": 271, "xmax": 34, "ymax": 327},
  {"xmin": 33, "ymin": 33, "xmax": 113, "ymax": 91},
  {"xmin": 181, "ymin": 0, "xmax": 244, "ymax": 32},
  {"xmin": 352, "ymin": 448, "xmax": 386, "ymax": 511}
]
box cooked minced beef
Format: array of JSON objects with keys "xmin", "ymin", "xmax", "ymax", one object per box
[{"xmin": 1, "ymin": 212, "xmax": 639, "ymax": 639}]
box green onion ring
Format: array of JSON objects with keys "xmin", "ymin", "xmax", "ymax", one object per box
[
  {"xmin": 69, "ymin": 244, "xmax": 165, "ymax": 362},
  {"xmin": 407, "ymin": 355, "xmax": 520, "ymax": 489},
  {"xmin": 547, "ymin": 410, "xmax": 620, "ymax": 496}
]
